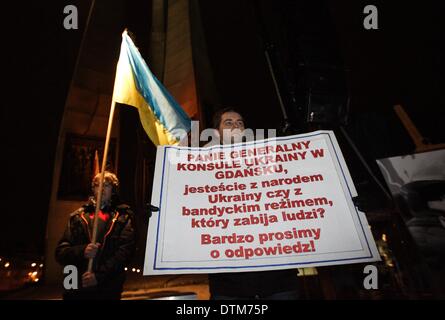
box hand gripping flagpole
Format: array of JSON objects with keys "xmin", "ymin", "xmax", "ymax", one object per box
[{"xmin": 87, "ymin": 100, "xmax": 117, "ymax": 272}]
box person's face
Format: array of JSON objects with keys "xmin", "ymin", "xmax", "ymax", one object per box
[
  {"xmin": 218, "ymin": 112, "xmax": 245, "ymax": 141},
  {"xmin": 93, "ymin": 181, "xmax": 113, "ymax": 204}
]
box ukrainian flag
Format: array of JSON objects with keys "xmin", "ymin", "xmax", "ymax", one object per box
[{"xmin": 112, "ymin": 30, "xmax": 191, "ymax": 145}]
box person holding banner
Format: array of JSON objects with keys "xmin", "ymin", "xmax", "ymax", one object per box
[
  {"xmin": 205, "ymin": 108, "xmax": 300, "ymax": 300},
  {"xmin": 55, "ymin": 171, "xmax": 136, "ymax": 300}
]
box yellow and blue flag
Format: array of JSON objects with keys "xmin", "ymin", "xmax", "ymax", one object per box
[{"xmin": 112, "ymin": 30, "xmax": 191, "ymax": 145}]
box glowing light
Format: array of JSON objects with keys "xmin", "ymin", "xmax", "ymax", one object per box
[
  {"xmin": 28, "ymin": 272, "xmax": 32, "ymax": 276},
  {"xmin": 4, "ymin": 262, "xmax": 10, "ymax": 268},
  {"xmin": 31, "ymin": 263, "xmax": 37, "ymax": 267},
  {"xmin": 39, "ymin": 264, "xmax": 44, "ymax": 268},
  {"xmin": 136, "ymin": 269, "xmax": 141, "ymax": 273},
  {"xmin": 382, "ymin": 234, "xmax": 387, "ymax": 242},
  {"xmin": 132, "ymin": 268, "xmax": 136, "ymax": 272},
  {"xmin": 34, "ymin": 278, "xmax": 39, "ymax": 282},
  {"xmin": 124, "ymin": 267, "xmax": 128, "ymax": 271},
  {"xmin": 32, "ymin": 271, "xmax": 38, "ymax": 276},
  {"xmin": 297, "ymin": 267, "xmax": 318, "ymax": 276}
]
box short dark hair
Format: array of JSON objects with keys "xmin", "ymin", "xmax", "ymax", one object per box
[
  {"xmin": 212, "ymin": 107, "xmax": 244, "ymax": 129},
  {"xmin": 92, "ymin": 171, "xmax": 119, "ymax": 189}
]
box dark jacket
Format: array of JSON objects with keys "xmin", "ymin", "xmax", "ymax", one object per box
[
  {"xmin": 55, "ymin": 202, "xmax": 136, "ymax": 300},
  {"xmin": 208, "ymin": 269, "xmax": 300, "ymax": 299}
]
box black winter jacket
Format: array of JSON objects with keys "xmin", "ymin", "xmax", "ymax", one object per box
[{"xmin": 208, "ymin": 269, "xmax": 300, "ymax": 299}]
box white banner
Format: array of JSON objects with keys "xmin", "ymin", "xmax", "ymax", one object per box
[{"xmin": 144, "ymin": 131, "xmax": 380, "ymax": 275}]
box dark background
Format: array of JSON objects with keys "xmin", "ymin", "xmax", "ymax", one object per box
[{"xmin": 2, "ymin": 0, "xmax": 444, "ymax": 261}]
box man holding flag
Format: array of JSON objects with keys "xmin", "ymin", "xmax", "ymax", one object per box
[
  {"xmin": 55, "ymin": 171, "xmax": 136, "ymax": 300},
  {"xmin": 55, "ymin": 30, "xmax": 190, "ymax": 299}
]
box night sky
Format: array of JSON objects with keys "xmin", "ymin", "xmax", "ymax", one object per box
[{"xmin": 2, "ymin": 1, "xmax": 444, "ymax": 259}]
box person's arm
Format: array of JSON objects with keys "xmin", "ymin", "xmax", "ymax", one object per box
[
  {"xmin": 94, "ymin": 215, "xmax": 136, "ymax": 284},
  {"xmin": 55, "ymin": 215, "xmax": 88, "ymax": 266}
]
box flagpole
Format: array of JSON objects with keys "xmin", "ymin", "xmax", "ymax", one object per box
[{"xmin": 88, "ymin": 100, "xmax": 117, "ymax": 272}]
